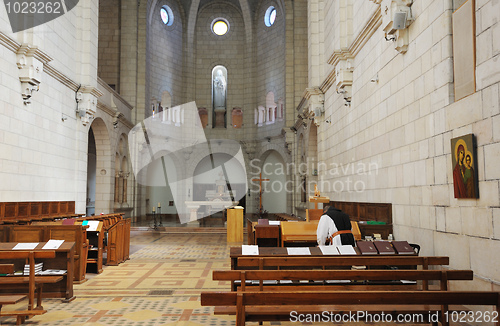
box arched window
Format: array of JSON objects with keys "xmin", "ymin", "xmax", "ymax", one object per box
[
  {"xmin": 114, "ymin": 136, "xmax": 130, "ymax": 205},
  {"xmin": 212, "ymin": 65, "xmax": 228, "ymax": 128},
  {"xmin": 160, "ymin": 5, "xmax": 174, "ymax": 26}
]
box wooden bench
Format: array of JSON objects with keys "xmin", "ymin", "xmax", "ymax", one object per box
[
  {"xmin": 202, "ymin": 290, "xmax": 500, "ymax": 326},
  {"xmin": 235, "ymin": 255, "xmax": 450, "ymax": 290},
  {"xmin": 0, "ymin": 242, "xmax": 75, "ymax": 302},
  {"xmin": 213, "ymin": 269, "xmax": 473, "ymax": 292},
  {"xmin": 0, "ymin": 251, "xmax": 63, "ymax": 325},
  {"xmin": 75, "ymin": 213, "xmax": 130, "ymax": 266},
  {"xmin": 0, "ymin": 201, "xmax": 77, "ymax": 226},
  {"xmin": 0, "ymin": 251, "xmax": 63, "ymax": 310},
  {"xmin": 0, "ymin": 225, "xmax": 88, "ymax": 283}
]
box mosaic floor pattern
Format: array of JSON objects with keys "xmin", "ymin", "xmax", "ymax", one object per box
[
  {"xmin": 1, "ymin": 230, "xmax": 419, "ymax": 325},
  {"xmin": 1, "ymin": 231, "xmax": 238, "ymax": 326}
]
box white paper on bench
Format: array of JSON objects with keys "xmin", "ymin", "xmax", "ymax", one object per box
[
  {"xmin": 287, "ymin": 247, "xmax": 311, "ymax": 255},
  {"xmin": 269, "ymin": 221, "xmax": 280, "ymax": 225},
  {"xmin": 13, "ymin": 242, "xmax": 39, "ymax": 250},
  {"xmin": 252, "ymin": 280, "xmax": 278, "ymax": 285},
  {"xmin": 242, "ymin": 245, "xmax": 259, "ymax": 255},
  {"xmin": 319, "ymin": 245, "xmax": 340, "ymax": 255},
  {"xmin": 86, "ymin": 220, "xmax": 100, "ymax": 231},
  {"xmin": 337, "ymin": 245, "xmax": 356, "ymax": 255},
  {"xmin": 42, "ymin": 239, "xmax": 65, "ymax": 250},
  {"xmin": 39, "ymin": 269, "xmax": 66, "ymax": 275}
]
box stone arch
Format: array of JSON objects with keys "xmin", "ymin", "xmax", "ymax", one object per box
[
  {"xmin": 308, "ymin": 122, "xmax": 319, "ymax": 196},
  {"xmin": 256, "ymin": 149, "xmax": 287, "ymax": 213},
  {"xmin": 89, "ymin": 117, "xmax": 113, "ymax": 214}
]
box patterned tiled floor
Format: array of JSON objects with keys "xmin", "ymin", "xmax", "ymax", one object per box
[
  {"xmin": 0, "ymin": 230, "xmax": 422, "ymax": 326},
  {"xmin": 1, "ymin": 231, "xmax": 237, "ymax": 326}
]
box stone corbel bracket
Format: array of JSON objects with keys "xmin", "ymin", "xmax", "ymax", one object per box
[
  {"xmin": 335, "ymin": 58, "xmax": 354, "ymax": 103},
  {"xmin": 16, "ymin": 44, "xmax": 52, "ymax": 105},
  {"xmin": 77, "ymin": 86, "xmax": 102, "ymax": 126},
  {"xmin": 381, "ymin": 0, "xmax": 414, "ymax": 54},
  {"xmin": 305, "ymin": 87, "xmax": 325, "ymax": 124}
]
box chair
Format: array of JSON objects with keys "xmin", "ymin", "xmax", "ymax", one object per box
[{"xmin": 409, "ymin": 243, "xmax": 420, "ymax": 255}]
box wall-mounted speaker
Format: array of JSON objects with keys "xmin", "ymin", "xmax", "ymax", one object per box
[{"xmin": 393, "ymin": 11, "xmax": 407, "ymax": 29}]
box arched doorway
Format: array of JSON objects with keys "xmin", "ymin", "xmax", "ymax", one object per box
[
  {"xmin": 87, "ymin": 118, "xmax": 112, "ymax": 215},
  {"xmin": 260, "ymin": 150, "xmax": 287, "ymax": 213},
  {"xmin": 86, "ymin": 129, "xmax": 96, "ymax": 216}
]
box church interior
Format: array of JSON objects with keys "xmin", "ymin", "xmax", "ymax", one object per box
[{"xmin": 1, "ymin": 0, "xmax": 500, "ymax": 324}]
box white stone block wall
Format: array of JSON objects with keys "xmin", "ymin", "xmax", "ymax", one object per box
[
  {"xmin": 98, "ymin": 0, "xmax": 121, "ymax": 90},
  {"xmin": 254, "ymin": 1, "xmax": 286, "ymax": 137},
  {"xmin": 0, "ymin": 2, "xmax": 133, "ymax": 216},
  {"xmin": 313, "ymin": 0, "xmax": 500, "ymax": 289},
  {"xmin": 147, "ymin": 0, "xmax": 184, "ymax": 107}
]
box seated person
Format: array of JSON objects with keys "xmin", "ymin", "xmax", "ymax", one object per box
[{"xmin": 316, "ymin": 205, "xmax": 355, "ymax": 246}]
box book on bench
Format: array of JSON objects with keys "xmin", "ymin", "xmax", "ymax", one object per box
[
  {"xmin": 373, "ymin": 241, "xmax": 395, "ymax": 254},
  {"xmin": 356, "ymin": 241, "xmax": 378, "ymax": 255},
  {"xmin": 391, "ymin": 241, "xmax": 415, "ymax": 254},
  {"xmin": 337, "ymin": 245, "xmax": 356, "ymax": 255}
]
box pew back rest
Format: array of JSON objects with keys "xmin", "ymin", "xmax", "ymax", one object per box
[
  {"xmin": 237, "ymin": 256, "xmax": 449, "ymax": 269},
  {"xmin": 202, "ymin": 290, "xmax": 500, "ymax": 307},
  {"xmin": 213, "ymin": 269, "xmax": 473, "ymax": 291},
  {"xmin": 8, "ymin": 226, "xmax": 45, "ymax": 242}
]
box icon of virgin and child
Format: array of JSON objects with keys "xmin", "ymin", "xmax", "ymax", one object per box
[{"xmin": 452, "ymin": 137, "xmax": 477, "ymax": 198}]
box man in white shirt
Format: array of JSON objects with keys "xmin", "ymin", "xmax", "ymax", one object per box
[{"xmin": 316, "ymin": 205, "xmax": 355, "ymax": 246}]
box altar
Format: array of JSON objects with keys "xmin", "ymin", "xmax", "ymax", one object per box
[
  {"xmin": 185, "ymin": 173, "xmax": 238, "ymax": 224},
  {"xmin": 184, "ymin": 200, "xmax": 237, "ymax": 224}
]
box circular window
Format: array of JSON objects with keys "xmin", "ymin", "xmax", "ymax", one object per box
[
  {"xmin": 212, "ymin": 19, "xmax": 229, "ymax": 36},
  {"xmin": 265, "ymin": 6, "xmax": 276, "ymax": 27},
  {"xmin": 160, "ymin": 5, "xmax": 174, "ymax": 26}
]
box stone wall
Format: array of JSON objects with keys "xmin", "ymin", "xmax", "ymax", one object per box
[
  {"xmin": 98, "ymin": 0, "xmax": 121, "ymax": 91},
  {"xmin": 314, "ymin": 0, "xmax": 500, "ymax": 290},
  {"xmin": 0, "ymin": 3, "xmax": 134, "ymax": 215}
]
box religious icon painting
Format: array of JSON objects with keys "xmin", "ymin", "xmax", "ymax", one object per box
[{"xmin": 450, "ymin": 134, "xmax": 478, "ymax": 199}]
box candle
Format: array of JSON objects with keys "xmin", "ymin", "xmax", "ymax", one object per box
[
  {"xmin": 152, "ymin": 207, "xmax": 155, "ymax": 212},
  {"xmin": 158, "ymin": 202, "xmax": 161, "ymax": 208}
]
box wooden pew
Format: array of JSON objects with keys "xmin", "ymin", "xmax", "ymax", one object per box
[
  {"xmin": 273, "ymin": 213, "xmax": 300, "ymax": 221},
  {"xmin": 213, "ymin": 269, "xmax": 472, "ymax": 292},
  {"xmin": 0, "ymin": 201, "xmax": 77, "ymax": 225},
  {"xmin": 0, "ymin": 242, "xmax": 75, "ymax": 302},
  {"xmin": 235, "ymin": 255, "xmax": 449, "ymax": 289},
  {"xmin": 236, "ymin": 255, "xmax": 449, "ymax": 270},
  {"xmin": 75, "ymin": 213, "xmax": 130, "ymax": 266},
  {"xmin": 0, "ymin": 225, "xmax": 88, "ymax": 283},
  {"xmin": 0, "ymin": 251, "xmax": 63, "ymax": 325},
  {"xmin": 202, "ymin": 290, "xmax": 500, "ymax": 326}
]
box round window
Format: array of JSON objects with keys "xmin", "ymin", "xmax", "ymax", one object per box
[{"xmin": 212, "ymin": 19, "xmax": 229, "ymax": 36}]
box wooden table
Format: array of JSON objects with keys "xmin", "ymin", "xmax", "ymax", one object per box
[{"xmin": 0, "ymin": 242, "xmax": 75, "ymax": 302}]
